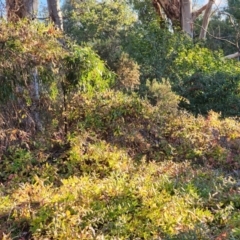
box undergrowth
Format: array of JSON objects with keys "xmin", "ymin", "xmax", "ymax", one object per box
[
  {"xmin": 0, "ymin": 20, "xmax": 239, "ymax": 240},
  {"xmin": 1, "ymin": 86, "xmax": 240, "ymax": 239}
]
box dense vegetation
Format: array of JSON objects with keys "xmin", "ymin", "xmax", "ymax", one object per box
[{"xmin": 0, "ymin": 0, "xmax": 240, "ymax": 239}]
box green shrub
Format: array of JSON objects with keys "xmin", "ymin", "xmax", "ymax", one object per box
[
  {"xmin": 0, "ymin": 148, "xmax": 36, "ymax": 183},
  {"xmin": 115, "ymin": 52, "xmax": 140, "ymax": 91},
  {"xmin": 68, "ymin": 135, "xmax": 130, "ymax": 177},
  {"xmin": 171, "ymin": 46, "xmax": 240, "ymax": 117},
  {"xmin": 146, "ymin": 79, "xmax": 179, "ymax": 115},
  {"xmin": 64, "ymin": 45, "xmax": 115, "ymax": 94},
  {"xmin": 1, "ymin": 79, "xmax": 240, "ymax": 239}
]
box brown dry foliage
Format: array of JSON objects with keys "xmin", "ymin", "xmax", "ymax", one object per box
[{"xmin": 115, "ymin": 53, "xmax": 140, "ymax": 91}]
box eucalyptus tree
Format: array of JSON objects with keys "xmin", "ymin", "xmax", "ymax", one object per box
[
  {"xmin": 151, "ymin": 0, "xmax": 240, "ymax": 59},
  {"xmin": 152, "ymin": 0, "xmax": 214, "ymax": 38},
  {"xmin": 196, "ymin": 0, "xmax": 240, "ymax": 58},
  {"xmin": 6, "ymin": 0, "xmax": 38, "ymax": 20},
  {"xmin": 6, "ymin": 0, "xmax": 63, "ymax": 30},
  {"xmin": 47, "ymin": 0, "xmax": 63, "ymax": 30}
]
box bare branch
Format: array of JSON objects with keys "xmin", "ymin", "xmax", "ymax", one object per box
[
  {"xmin": 194, "ymin": 22, "xmax": 237, "ymax": 47},
  {"xmin": 195, "ymin": 22, "xmax": 240, "ymax": 59},
  {"xmin": 192, "ymin": 3, "xmax": 208, "ymax": 21},
  {"xmin": 152, "ymin": 0, "xmax": 163, "ymax": 19},
  {"xmin": 219, "ymin": 11, "xmax": 237, "ymax": 30},
  {"xmin": 224, "ymin": 52, "xmax": 240, "ymax": 59}
]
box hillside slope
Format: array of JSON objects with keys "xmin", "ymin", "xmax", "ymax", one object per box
[{"xmin": 1, "ymin": 87, "xmax": 240, "ymax": 239}]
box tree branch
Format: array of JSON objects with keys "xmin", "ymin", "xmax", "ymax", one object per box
[
  {"xmin": 192, "ymin": 3, "xmax": 208, "ymax": 21},
  {"xmin": 224, "ymin": 52, "xmax": 240, "ymax": 59},
  {"xmin": 199, "ymin": 0, "xmax": 215, "ymax": 39},
  {"xmin": 195, "ymin": 22, "xmax": 240, "ymax": 59},
  {"xmin": 219, "ymin": 11, "xmax": 236, "ymax": 26},
  {"xmin": 194, "ymin": 21, "xmax": 237, "ymax": 46},
  {"xmin": 152, "ymin": 0, "xmax": 164, "ymax": 19}
]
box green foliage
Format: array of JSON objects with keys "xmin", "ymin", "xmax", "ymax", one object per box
[
  {"xmin": 127, "ymin": 0, "xmax": 159, "ymax": 24},
  {"xmin": 64, "ymin": 45, "xmax": 115, "ymax": 93},
  {"xmin": 2, "ymin": 2, "xmax": 240, "ymax": 239},
  {"xmin": 1, "ymin": 149, "xmax": 36, "ymax": 182},
  {"xmin": 0, "ymin": 20, "xmax": 66, "ymax": 102},
  {"xmin": 63, "ymin": 0, "xmax": 137, "ymax": 69},
  {"xmin": 171, "ymin": 45, "xmax": 240, "ymax": 117},
  {"xmin": 0, "ymin": 20, "xmax": 114, "ymax": 101},
  {"xmin": 0, "ymin": 19, "xmax": 115, "ymax": 141},
  {"xmin": 62, "ymin": 0, "xmax": 240, "ymax": 120},
  {"xmin": 64, "ymin": 0, "xmax": 136, "ymax": 42},
  {"xmin": 195, "ymin": 15, "xmax": 237, "ymax": 55},
  {"xmin": 68, "ymin": 135, "xmax": 130, "ymax": 177},
  {"xmin": 228, "ymin": 0, "xmax": 240, "ymax": 21},
  {"xmin": 146, "ymin": 79, "xmax": 179, "ymax": 114},
  {"xmin": 122, "ymin": 21, "xmax": 191, "ymax": 85}
]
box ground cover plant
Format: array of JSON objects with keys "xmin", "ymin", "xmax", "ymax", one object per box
[
  {"xmin": 1, "ymin": 4, "xmax": 240, "ymax": 239},
  {"xmin": 1, "ymin": 81, "xmax": 240, "ymax": 239}
]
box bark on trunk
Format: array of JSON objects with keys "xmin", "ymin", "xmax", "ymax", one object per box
[
  {"xmin": 153, "ymin": 0, "xmax": 180, "ymax": 26},
  {"xmin": 6, "ymin": 0, "xmax": 38, "ymax": 21},
  {"xmin": 47, "ymin": 0, "xmax": 63, "ymax": 31},
  {"xmin": 32, "ymin": 67, "xmax": 43, "ymax": 132},
  {"xmin": 199, "ymin": 0, "xmax": 214, "ymax": 39},
  {"xmin": 154, "ymin": 0, "xmax": 213, "ymax": 39},
  {"xmin": 181, "ymin": 0, "xmax": 193, "ymax": 37},
  {"xmin": 152, "ymin": 0, "xmax": 165, "ymax": 21}
]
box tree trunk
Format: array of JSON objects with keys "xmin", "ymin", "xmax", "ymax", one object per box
[
  {"xmin": 153, "ymin": 0, "xmax": 180, "ymax": 27},
  {"xmin": 6, "ymin": 0, "xmax": 44, "ymax": 132},
  {"xmin": 32, "ymin": 67, "xmax": 43, "ymax": 132},
  {"xmin": 152, "ymin": 0, "xmax": 167, "ymax": 25},
  {"xmin": 199, "ymin": 0, "xmax": 214, "ymax": 39},
  {"xmin": 47, "ymin": 0, "xmax": 63, "ymax": 30},
  {"xmin": 154, "ymin": 0, "xmax": 211, "ymax": 38},
  {"xmin": 181, "ymin": 0, "xmax": 193, "ymax": 37},
  {"xmin": 6, "ymin": 0, "xmax": 38, "ymax": 21}
]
